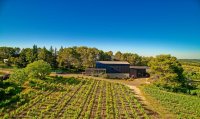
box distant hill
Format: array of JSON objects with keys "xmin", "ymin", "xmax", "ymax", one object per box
[
  {"xmin": 179, "ymin": 59, "xmax": 200, "ymax": 67},
  {"xmin": 179, "ymin": 59, "xmax": 200, "ymax": 63}
]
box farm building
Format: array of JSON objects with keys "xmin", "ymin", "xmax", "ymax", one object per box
[
  {"xmin": 84, "ymin": 61, "xmax": 149, "ymax": 78},
  {"xmin": 96, "ymin": 61, "xmax": 130, "ymax": 78}
]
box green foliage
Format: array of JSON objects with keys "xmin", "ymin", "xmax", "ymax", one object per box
[
  {"xmin": 114, "ymin": 51, "xmax": 123, "ymax": 60},
  {"xmin": 0, "ymin": 79, "xmax": 22, "ymax": 108},
  {"xmin": 114, "ymin": 51, "xmax": 151, "ymax": 66},
  {"xmin": 179, "ymin": 59, "xmax": 200, "ymax": 67},
  {"xmin": 28, "ymin": 76, "xmax": 81, "ymax": 91},
  {"xmin": 0, "ymin": 45, "xmax": 152, "ymax": 71},
  {"xmin": 25, "ymin": 60, "xmax": 51, "ymax": 79},
  {"xmin": 28, "ymin": 78, "xmax": 49, "ymax": 90},
  {"xmin": 32, "ymin": 45, "xmax": 38, "ymax": 61},
  {"xmin": 0, "ymin": 88, "xmax": 5, "ymax": 97},
  {"xmin": 190, "ymin": 89, "xmax": 200, "ymax": 97},
  {"xmin": 121, "ymin": 53, "xmax": 142, "ymax": 65},
  {"xmin": 56, "ymin": 46, "xmax": 150, "ymax": 69},
  {"xmin": 8, "ymin": 69, "xmax": 27, "ymax": 85},
  {"xmin": 148, "ymin": 54, "xmax": 184, "ymax": 86},
  {"xmin": 141, "ymin": 56, "xmax": 153, "ymax": 66},
  {"xmin": 0, "ymin": 77, "xmax": 149, "ymax": 118},
  {"xmin": 76, "ymin": 47, "xmax": 100, "ymax": 67},
  {"xmin": 4, "ymin": 86, "xmax": 16, "ymax": 95},
  {"xmin": 38, "ymin": 47, "xmax": 56, "ymax": 68},
  {"xmin": 179, "ymin": 59, "xmax": 200, "ymax": 91},
  {"xmin": 0, "ymin": 47, "xmax": 20, "ymax": 61},
  {"xmin": 15, "ymin": 48, "xmax": 31, "ymax": 67},
  {"xmin": 100, "ymin": 51, "xmax": 113, "ymax": 61},
  {"xmin": 182, "ymin": 64, "xmax": 200, "ymax": 81},
  {"xmin": 142, "ymin": 85, "xmax": 200, "ymax": 118},
  {"xmin": 57, "ymin": 47, "xmax": 81, "ymax": 68}
]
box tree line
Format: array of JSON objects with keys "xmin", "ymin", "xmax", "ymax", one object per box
[{"xmin": 0, "ymin": 45, "xmax": 151, "ymax": 70}]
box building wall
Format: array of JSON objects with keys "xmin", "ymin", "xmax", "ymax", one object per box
[
  {"xmin": 107, "ymin": 73, "xmax": 130, "ymax": 78},
  {"xmin": 137, "ymin": 69, "xmax": 147, "ymax": 77},
  {"xmin": 130, "ymin": 68, "xmax": 147, "ymax": 78},
  {"xmin": 96, "ymin": 63, "xmax": 130, "ymax": 73},
  {"xmin": 130, "ymin": 69, "xmax": 137, "ymax": 78}
]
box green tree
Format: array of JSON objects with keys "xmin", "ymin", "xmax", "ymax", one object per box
[
  {"xmin": 0, "ymin": 47, "xmax": 20, "ymax": 61},
  {"xmin": 51, "ymin": 47, "xmax": 58, "ymax": 68},
  {"xmin": 24, "ymin": 48, "xmax": 34, "ymax": 63},
  {"xmin": 75, "ymin": 47, "xmax": 100, "ymax": 68},
  {"xmin": 57, "ymin": 47, "xmax": 81, "ymax": 68},
  {"xmin": 148, "ymin": 54, "xmax": 184, "ymax": 87},
  {"xmin": 114, "ymin": 51, "xmax": 123, "ymax": 61},
  {"xmin": 123, "ymin": 53, "xmax": 141, "ymax": 65},
  {"xmin": 15, "ymin": 48, "xmax": 29, "ymax": 68},
  {"xmin": 38, "ymin": 47, "xmax": 52, "ymax": 63},
  {"xmin": 25, "ymin": 60, "xmax": 51, "ymax": 79},
  {"xmin": 141, "ymin": 56, "xmax": 152, "ymax": 66},
  {"xmin": 32, "ymin": 45, "xmax": 38, "ymax": 61},
  {"xmin": 38, "ymin": 46, "xmax": 58, "ymax": 68},
  {"xmin": 60, "ymin": 46, "xmax": 64, "ymax": 52},
  {"xmin": 49, "ymin": 46, "xmax": 54, "ymax": 54},
  {"xmin": 9, "ymin": 57, "xmax": 18, "ymax": 66},
  {"xmin": 86, "ymin": 48, "xmax": 99, "ymax": 67},
  {"xmin": 75, "ymin": 46, "xmax": 87, "ymax": 67},
  {"xmin": 102, "ymin": 51, "xmax": 113, "ymax": 61}
]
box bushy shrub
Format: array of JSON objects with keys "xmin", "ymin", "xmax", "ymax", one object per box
[
  {"xmin": 8, "ymin": 69, "xmax": 27, "ymax": 85},
  {"xmin": 0, "ymin": 88, "xmax": 5, "ymax": 98},
  {"xmin": 4, "ymin": 87, "xmax": 16, "ymax": 95},
  {"xmin": 28, "ymin": 78, "xmax": 61, "ymax": 91},
  {"xmin": 0, "ymin": 80, "xmax": 3, "ymax": 87},
  {"xmin": 3, "ymin": 113, "xmax": 9, "ymax": 119},
  {"xmin": 191, "ymin": 89, "xmax": 200, "ymax": 97},
  {"xmin": 191, "ymin": 90, "xmax": 197, "ymax": 95},
  {"xmin": 55, "ymin": 75, "xmax": 63, "ymax": 80},
  {"xmin": 25, "ymin": 60, "xmax": 51, "ymax": 79},
  {"xmin": 28, "ymin": 78, "xmax": 46, "ymax": 88}
]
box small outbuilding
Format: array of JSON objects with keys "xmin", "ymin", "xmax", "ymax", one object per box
[{"xmin": 129, "ymin": 66, "xmax": 149, "ymax": 78}]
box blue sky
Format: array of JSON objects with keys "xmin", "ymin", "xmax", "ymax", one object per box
[{"xmin": 0, "ymin": 0, "xmax": 200, "ymax": 59}]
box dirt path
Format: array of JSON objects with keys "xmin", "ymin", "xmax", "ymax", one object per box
[
  {"xmin": 0, "ymin": 68, "xmax": 13, "ymax": 74},
  {"xmin": 113, "ymin": 79, "xmax": 160, "ymax": 118},
  {"xmin": 127, "ymin": 85, "xmax": 148, "ymax": 104}
]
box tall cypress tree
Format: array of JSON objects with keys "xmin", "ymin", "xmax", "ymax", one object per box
[{"xmin": 32, "ymin": 44, "xmax": 38, "ymax": 61}]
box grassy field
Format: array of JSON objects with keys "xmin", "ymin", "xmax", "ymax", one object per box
[
  {"xmin": 141, "ymin": 85, "xmax": 200, "ymax": 119},
  {"xmin": 0, "ymin": 76, "xmax": 150, "ymax": 119}
]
